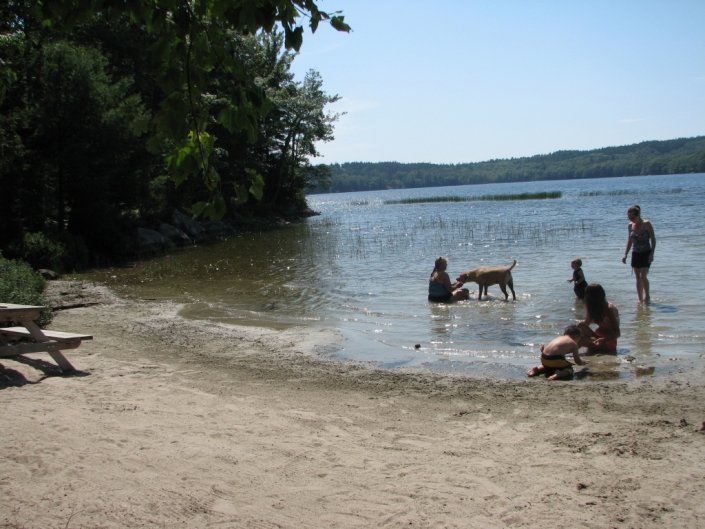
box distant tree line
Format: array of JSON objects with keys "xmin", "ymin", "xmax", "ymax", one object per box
[
  {"xmin": 1, "ymin": 2, "xmax": 341, "ymax": 270},
  {"xmin": 311, "ymin": 136, "xmax": 705, "ymax": 194}
]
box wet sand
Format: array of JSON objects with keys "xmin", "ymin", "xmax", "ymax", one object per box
[{"xmin": 1, "ymin": 281, "xmax": 704, "ymax": 528}]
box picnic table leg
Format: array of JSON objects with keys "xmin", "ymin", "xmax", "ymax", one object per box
[{"xmin": 20, "ymin": 320, "xmax": 76, "ymax": 372}]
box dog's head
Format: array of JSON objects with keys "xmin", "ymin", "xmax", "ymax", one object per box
[{"xmin": 457, "ymin": 269, "xmax": 477, "ymax": 283}]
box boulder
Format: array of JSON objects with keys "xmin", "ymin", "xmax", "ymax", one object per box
[
  {"xmin": 171, "ymin": 209, "xmax": 207, "ymax": 243},
  {"xmin": 137, "ymin": 227, "xmax": 175, "ymax": 253},
  {"xmin": 38, "ymin": 269, "xmax": 59, "ymax": 280},
  {"xmin": 159, "ymin": 223, "xmax": 192, "ymax": 246},
  {"xmin": 201, "ymin": 220, "xmax": 232, "ymax": 237},
  {"xmin": 301, "ymin": 207, "xmax": 320, "ymax": 218}
]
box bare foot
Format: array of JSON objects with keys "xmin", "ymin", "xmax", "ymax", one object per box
[
  {"xmin": 547, "ymin": 369, "xmax": 571, "ymax": 381},
  {"xmin": 527, "ymin": 366, "xmax": 544, "ymax": 377}
]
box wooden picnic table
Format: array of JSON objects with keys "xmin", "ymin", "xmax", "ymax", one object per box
[{"xmin": 0, "ymin": 303, "xmax": 92, "ymax": 372}]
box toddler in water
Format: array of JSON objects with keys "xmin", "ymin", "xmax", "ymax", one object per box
[
  {"xmin": 528, "ymin": 324, "xmax": 585, "ymax": 381},
  {"xmin": 568, "ymin": 258, "xmax": 587, "ymax": 300}
]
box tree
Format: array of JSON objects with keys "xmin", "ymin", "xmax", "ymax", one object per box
[
  {"xmin": 0, "ymin": 35, "xmax": 151, "ymax": 256},
  {"xmin": 25, "ymin": 0, "xmax": 350, "ymax": 218}
]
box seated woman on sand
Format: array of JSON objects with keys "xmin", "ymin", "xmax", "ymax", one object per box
[
  {"xmin": 578, "ymin": 283, "xmax": 620, "ymax": 353},
  {"xmin": 428, "ymin": 256, "xmax": 470, "ymax": 302}
]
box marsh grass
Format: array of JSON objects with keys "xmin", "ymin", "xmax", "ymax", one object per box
[
  {"xmin": 301, "ymin": 215, "xmax": 598, "ymax": 261},
  {"xmin": 385, "ymin": 191, "xmax": 562, "ymax": 205},
  {"xmin": 579, "ymin": 188, "xmax": 682, "ymax": 197}
]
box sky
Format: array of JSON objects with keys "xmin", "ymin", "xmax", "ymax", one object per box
[{"xmin": 288, "ymin": 0, "xmax": 705, "ymax": 164}]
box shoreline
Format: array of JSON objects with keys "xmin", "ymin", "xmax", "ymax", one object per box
[{"xmin": 1, "ymin": 281, "xmax": 704, "ymax": 527}]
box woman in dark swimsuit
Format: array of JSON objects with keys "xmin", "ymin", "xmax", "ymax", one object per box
[
  {"xmin": 621, "ymin": 205, "xmax": 656, "ymax": 303},
  {"xmin": 428, "ymin": 257, "xmax": 469, "ymax": 302}
]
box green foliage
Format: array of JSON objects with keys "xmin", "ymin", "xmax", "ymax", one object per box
[
  {"xmin": 8, "ymin": 232, "xmax": 89, "ymax": 274},
  {"xmin": 0, "ymin": 253, "xmax": 52, "ymax": 328},
  {"xmin": 28, "ymin": 0, "xmax": 350, "ymax": 217},
  {"xmin": 314, "ymin": 137, "xmax": 705, "ymax": 193},
  {"xmin": 0, "ymin": 35, "xmax": 153, "ymax": 259},
  {"xmin": 1, "ymin": 13, "xmax": 343, "ymax": 264},
  {"xmin": 19, "ymin": 233, "xmax": 67, "ymax": 272}
]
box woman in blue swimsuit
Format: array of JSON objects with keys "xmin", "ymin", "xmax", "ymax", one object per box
[
  {"xmin": 428, "ymin": 257, "xmax": 469, "ymax": 302},
  {"xmin": 622, "ymin": 205, "xmax": 656, "ymax": 303}
]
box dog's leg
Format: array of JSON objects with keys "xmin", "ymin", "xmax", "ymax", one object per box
[
  {"xmin": 508, "ymin": 280, "xmax": 516, "ymax": 301},
  {"xmin": 478, "ymin": 284, "xmax": 484, "ymax": 300},
  {"xmin": 499, "ymin": 283, "xmax": 509, "ymax": 300}
]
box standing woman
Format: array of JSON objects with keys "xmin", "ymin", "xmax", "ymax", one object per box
[
  {"xmin": 622, "ymin": 205, "xmax": 656, "ymax": 303},
  {"xmin": 428, "ymin": 257, "xmax": 469, "ymax": 302}
]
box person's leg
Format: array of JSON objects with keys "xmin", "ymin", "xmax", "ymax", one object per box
[
  {"xmin": 547, "ymin": 368, "xmax": 572, "ymax": 381},
  {"xmin": 577, "ymin": 321, "xmax": 596, "ymax": 348},
  {"xmin": 452, "ymin": 288, "xmax": 470, "ymax": 301},
  {"xmin": 528, "ymin": 365, "xmax": 546, "ymax": 377},
  {"xmin": 634, "ymin": 268, "xmax": 645, "ymax": 302},
  {"xmin": 640, "ymin": 267, "xmax": 650, "ymax": 302}
]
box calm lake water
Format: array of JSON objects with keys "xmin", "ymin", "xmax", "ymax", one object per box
[{"xmin": 84, "ymin": 174, "xmax": 705, "ymax": 379}]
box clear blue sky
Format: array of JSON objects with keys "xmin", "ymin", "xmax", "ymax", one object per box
[{"xmin": 289, "ymin": 0, "xmax": 705, "ymax": 164}]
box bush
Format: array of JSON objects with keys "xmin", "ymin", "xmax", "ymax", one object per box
[
  {"xmin": 0, "ymin": 253, "xmax": 52, "ymax": 328},
  {"xmin": 10, "ymin": 232, "xmax": 90, "ymax": 273},
  {"xmin": 20, "ymin": 232, "xmax": 67, "ymax": 272}
]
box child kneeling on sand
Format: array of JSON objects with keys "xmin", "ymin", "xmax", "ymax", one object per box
[{"xmin": 528, "ymin": 324, "xmax": 585, "ymax": 381}]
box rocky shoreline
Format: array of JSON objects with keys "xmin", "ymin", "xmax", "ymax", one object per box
[{"xmin": 136, "ymin": 207, "xmax": 320, "ymax": 254}]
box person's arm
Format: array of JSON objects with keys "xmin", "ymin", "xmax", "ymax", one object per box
[
  {"xmin": 438, "ymin": 272, "xmax": 457, "ymax": 293},
  {"xmin": 599, "ymin": 304, "xmax": 621, "ymax": 341},
  {"xmin": 646, "ymin": 220, "xmax": 656, "ymax": 263},
  {"xmin": 571, "ymin": 342, "xmax": 585, "ymax": 366},
  {"xmin": 622, "ymin": 223, "xmax": 633, "ymax": 264}
]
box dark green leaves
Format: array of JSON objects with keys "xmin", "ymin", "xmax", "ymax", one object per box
[{"xmin": 29, "ymin": 0, "xmax": 351, "ymax": 219}]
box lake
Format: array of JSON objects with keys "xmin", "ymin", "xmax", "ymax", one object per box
[{"xmin": 83, "ymin": 173, "xmax": 705, "ymax": 380}]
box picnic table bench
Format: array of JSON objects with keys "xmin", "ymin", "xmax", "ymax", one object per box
[{"xmin": 0, "ymin": 303, "xmax": 92, "ymax": 372}]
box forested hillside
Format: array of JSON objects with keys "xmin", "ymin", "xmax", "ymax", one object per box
[{"xmin": 314, "ymin": 136, "xmax": 705, "ymax": 193}]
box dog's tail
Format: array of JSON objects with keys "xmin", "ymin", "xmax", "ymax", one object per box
[{"xmin": 508, "ymin": 260, "xmax": 517, "ymax": 271}]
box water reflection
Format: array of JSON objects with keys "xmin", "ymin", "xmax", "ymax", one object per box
[{"xmin": 630, "ymin": 304, "xmax": 657, "ymax": 377}]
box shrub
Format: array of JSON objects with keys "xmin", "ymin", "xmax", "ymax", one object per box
[
  {"xmin": 0, "ymin": 253, "xmax": 52, "ymax": 328},
  {"xmin": 10, "ymin": 232, "xmax": 90, "ymax": 273},
  {"xmin": 20, "ymin": 232, "xmax": 66, "ymax": 271}
]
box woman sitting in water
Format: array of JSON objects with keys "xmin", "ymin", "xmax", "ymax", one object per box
[
  {"xmin": 578, "ymin": 283, "xmax": 620, "ymax": 353},
  {"xmin": 428, "ymin": 256, "xmax": 470, "ymax": 302}
]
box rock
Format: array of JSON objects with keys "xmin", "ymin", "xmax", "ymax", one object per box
[
  {"xmin": 301, "ymin": 207, "xmax": 320, "ymax": 218},
  {"xmin": 37, "ymin": 269, "xmax": 60, "ymax": 280},
  {"xmin": 137, "ymin": 227, "xmax": 175, "ymax": 253},
  {"xmin": 201, "ymin": 220, "xmax": 232, "ymax": 237},
  {"xmin": 158, "ymin": 223, "xmax": 192, "ymax": 246},
  {"xmin": 171, "ymin": 209, "xmax": 207, "ymax": 243}
]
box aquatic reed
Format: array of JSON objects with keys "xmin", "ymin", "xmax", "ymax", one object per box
[
  {"xmin": 578, "ymin": 188, "xmax": 682, "ymax": 197},
  {"xmin": 385, "ymin": 191, "xmax": 562, "ymax": 205}
]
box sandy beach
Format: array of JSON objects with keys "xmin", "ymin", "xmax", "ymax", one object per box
[{"xmin": 1, "ymin": 281, "xmax": 704, "ymax": 528}]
